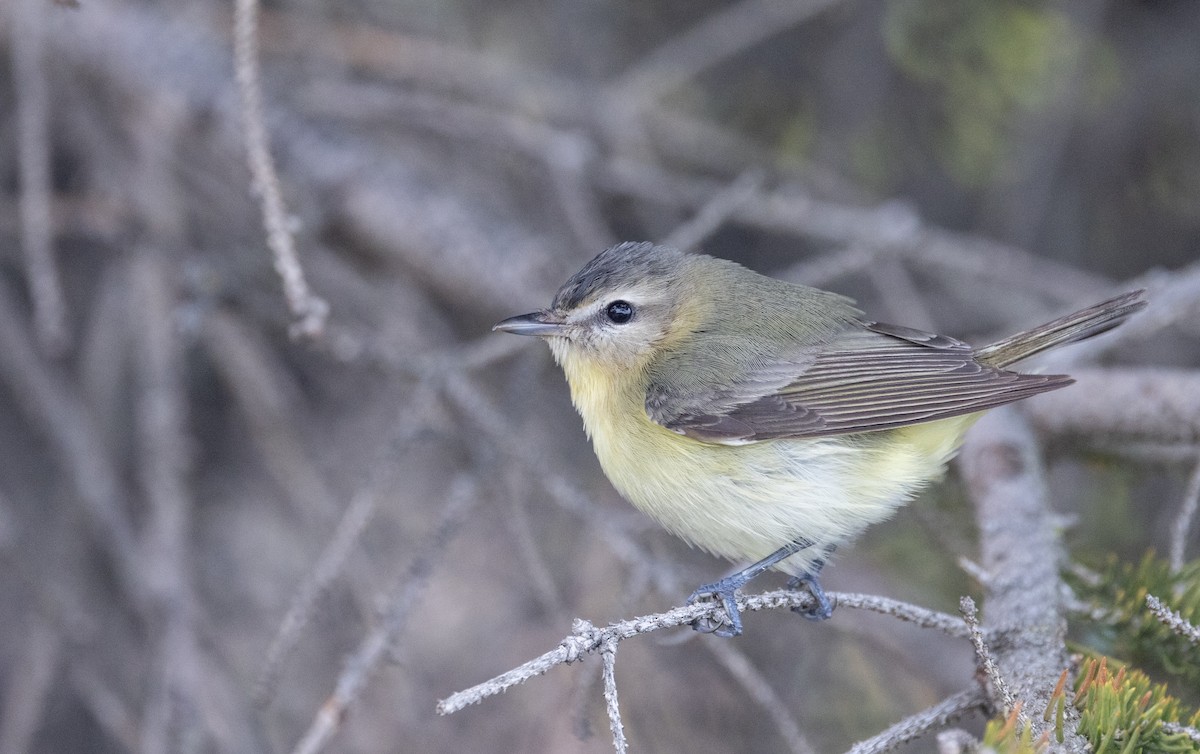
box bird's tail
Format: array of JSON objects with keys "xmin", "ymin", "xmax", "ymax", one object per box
[{"xmin": 975, "ymin": 290, "xmax": 1147, "ymax": 368}]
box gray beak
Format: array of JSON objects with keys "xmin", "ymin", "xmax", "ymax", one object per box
[{"xmin": 492, "ymin": 311, "xmax": 566, "ymax": 337}]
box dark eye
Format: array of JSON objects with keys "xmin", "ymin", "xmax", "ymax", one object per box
[{"xmin": 605, "ymin": 300, "xmax": 634, "ymax": 324}]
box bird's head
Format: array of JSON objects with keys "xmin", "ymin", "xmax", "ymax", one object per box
[{"xmin": 494, "ymin": 242, "xmax": 703, "ymax": 373}]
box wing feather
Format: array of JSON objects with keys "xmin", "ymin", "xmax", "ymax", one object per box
[{"xmin": 648, "ymin": 320, "xmax": 1071, "ymax": 444}]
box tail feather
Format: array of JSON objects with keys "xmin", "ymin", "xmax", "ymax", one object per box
[{"xmin": 976, "ymin": 290, "xmax": 1147, "ymax": 368}]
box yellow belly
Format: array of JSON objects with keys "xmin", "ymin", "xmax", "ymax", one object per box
[{"xmin": 559, "ymin": 351, "xmax": 976, "ymax": 574}]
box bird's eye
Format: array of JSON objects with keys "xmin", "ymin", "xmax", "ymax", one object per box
[{"xmin": 605, "ymin": 300, "xmax": 634, "ymax": 324}]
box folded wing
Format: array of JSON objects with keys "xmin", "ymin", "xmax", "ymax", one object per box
[{"xmin": 647, "ymin": 321, "xmax": 1071, "ymax": 444}]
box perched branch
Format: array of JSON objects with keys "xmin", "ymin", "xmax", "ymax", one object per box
[
  {"xmin": 437, "ymin": 588, "xmax": 966, "ymax": 716},
  {"xmin": 833, "ymin": 593, "xmax": 972, "ymax": 639}
]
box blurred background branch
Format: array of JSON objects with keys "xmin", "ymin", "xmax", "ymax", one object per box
[{"xmin": 0, "ymin": 0, "xmax": 1197, "ymax": 752}]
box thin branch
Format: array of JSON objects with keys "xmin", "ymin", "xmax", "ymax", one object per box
[
  {"xmin": 598, "ymin": 158, "xmax": 1108, "ymax": 300},
  {"xmin": 1169, "ymin": 454, "xmax": 1200, "ymax": 572},
  {"xmin": 833, "ymin": 593, "xmax": 972, "ymax": 639},
  {"xmin": 1145, "ymin": 594, "xmax": 1200, "ymax": 646},
  {"xmin": 201, "ymin": 310, "xmax": 336, "ymax": 521},
  {"xmin": 291, "ymin": 476, "xmax": 480, "ymax": 754},
  {"xmin": 844, "ymin": 688, "xmax": 986, "ymax": 754},
  {"xmin": 612, "ymin": 0, "xmax": 846, "ymax": 103},
  {"xmin": 702, "ymin": 639, "xmax": 818, "ymax": 754},
  {"xmin": 131, "ymin": 254, "xmax": 203, "ymax": 753},
  {"xmin": 232, "ymin": 0, "xmax": 328, "ymax": 338},
  {"xmin": 600, "ymin": 639, "xmax": 627, "ymax": 754},
  {"xmin": 0, "ymin": 616, "xmax": 61, "ymax": 754},
  {"xmin": 0, "ymin": 280, "xmax": 147, "ymax": 608},
  {"xmin": 662, "ymin": 169, "xmax": 765, "ymax": 252},
  {"xmin": 68, "ymin": 667, "xmax": 139, "ymax": 752},
  {"xmin": 437, "ymin": 588, "xmax": 960, "ymax": 715},
  {"xmin": 959, "ymin": 597, "xmax": 1020, "ymax": 724},
  {"xmin": 254, "ymin": 488, "xmax": 377, "ymax": 706},
  {"xmin": 11, "ymin": 0, "xmax": 70, "ymax": 354}
]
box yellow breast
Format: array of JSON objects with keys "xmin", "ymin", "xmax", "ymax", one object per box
[{"xmin": 552, "ymin": 346, "xmax": 975, "ymax": 573}]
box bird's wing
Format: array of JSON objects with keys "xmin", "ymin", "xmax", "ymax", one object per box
[{"xmin": 646, "ymin": 321, "xmax": 1072, "ymax": 444}]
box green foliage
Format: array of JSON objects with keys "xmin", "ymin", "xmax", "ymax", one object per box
[
  {"xmin": 1067, "ymin": 553, "xmax": 1200, "ymax": 689},
  {"xmin": 1072, "ymin": 656, "xmax": 1200, "ymax": 753},
  {"xmin": 882, "ymin": 0, "xmax": 1114, "ymax": 187},
  {"xmin": 980, "ymin": 706, "xmax": 1048, "ymax": 753}
]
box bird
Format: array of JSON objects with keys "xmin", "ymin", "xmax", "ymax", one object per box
[{"xmin": 494, "ymin": 242, "xmax": 1145, "ymax": 636}]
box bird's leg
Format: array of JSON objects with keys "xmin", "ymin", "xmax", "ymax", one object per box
[
  {"xmin": 688, "ymin": 537, "xmax": 815, "ymax": 637},
  {"xmin": 786, "ymin": 545, "xmax": 837, "ymax": 621}
]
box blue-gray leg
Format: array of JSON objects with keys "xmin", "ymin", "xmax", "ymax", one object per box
[
  {"xmin": 786, "ymin": 546, "xmax": 836, "ymax": 621},
  {"xmin": 688, "ymin": 538, "xmax": 816, "ymax": 637}
]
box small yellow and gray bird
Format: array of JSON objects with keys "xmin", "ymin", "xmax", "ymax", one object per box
[{"xmin": 494, "ymin": 242, "xmax": 1145, "ymax": 636}]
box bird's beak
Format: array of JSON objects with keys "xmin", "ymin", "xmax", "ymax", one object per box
[{"xmin": 492, "ymin": 311, "xmax": 566, "ymax": 337}]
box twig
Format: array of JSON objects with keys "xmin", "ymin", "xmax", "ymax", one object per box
[
  {"xmin": 833, "ymin": 593, "xmax": 972, "ymax": 639},
  {"xmin": 232, "ymin": 0, "xmax": 328, "ymax": 338},
  {"xmin": 844, "ymin": 688, "xmax": 985, "ymax": 754},
  {"xmin": 662, "ymin": 169, "xmax": 765, "ymax": 252},
  {"xmin": 598, "ymin": 159, "xmax": 1108, "ymax": 301},
  {"xmin": 438, "ymin": 588, "xmax": 957, "ymax": 715},
  {"xmin": 612, "ymin": 0, "xmax": 846, "ymax": 103},
  {"xmin": 130, "ymin": 255, "xmax": 203, "ymax": 753},
  {"xmin": 12, "ymin": 0, "xmax": 69, "ymax": 354},
  {"xmin": 1169, "ymin": 455, "xmax": 1200, "ymax": 572},
  {"xmin": 600, "ymin": 639, "xmax": 627, "ymax": 754},
  {"xmin": 0, "ymin": 280, "xmax": 147, "ymax": 608},
  {"xmin": 0, "ymin": 616, "xmax": 61, "ymax": 754},
  {"xmin": 255, "ymin": 488, "xmax": 377, "ymax": 705},
  {"xmin": 1145, "ymin": 594, "xmax": 1200, "ymax": 646},
  {"xmin": 291, "ymin": 476, "xmax": 479, "ymax": 754},
  {"xmin": 69, "ymin": 667, "xmax": 139, "ymax": 752},
  {"xmin": 504, "ymin": 471, "xmax": 564, "ymax": 616},
  {"xmin": 702, "ymin": 639, "xmax": 817, "ymax": 754},
  {"xmin": 201, "ymin": 310, "xmax": 336, "ymax": 520},
  {"xmin": 959, "ymin": 597, "xmax": 1019, "ymax": 723}
]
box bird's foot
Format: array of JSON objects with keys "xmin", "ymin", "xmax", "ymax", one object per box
[
  {"xmin": 787, "ymin": 573, "xmax": 834, "ymax": 621},
  {"xmin": 687, "ymin": 575, "xmax": 748, "ymax": 637}
]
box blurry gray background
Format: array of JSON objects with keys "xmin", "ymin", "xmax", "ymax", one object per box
[{"xmin": 0, "ymin": 0, "xmax": 1197, "ymax": 752}]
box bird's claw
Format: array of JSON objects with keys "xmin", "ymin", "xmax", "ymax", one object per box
[
  {"xmin": 687, "ymin": 578, "xmax": 745, "ymax": 637},
  {"xmin": 787, "ymin": 574, "xmax": 834, "ymax": 621}
]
